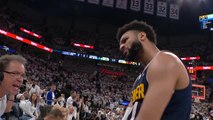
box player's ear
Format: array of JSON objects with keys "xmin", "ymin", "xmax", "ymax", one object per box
[{"xmin": 138, "ymin": 32, "xmax": 146, "ymax": 42}]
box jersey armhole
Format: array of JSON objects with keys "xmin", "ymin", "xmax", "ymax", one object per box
[
  {"xmin": 145, "ymin": 51, "xmax": 161, "ymax": 84},
  {"xmin": 146, "ymin": 66, "xmax": 151, "ymax": 84}
]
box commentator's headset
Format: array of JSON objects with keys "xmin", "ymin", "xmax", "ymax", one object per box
[
  {"xmin": 0, "ymin": 71, "xmax": 3, "ymax": 82},
  {"xmin": 0, "ymin": 60, "xmax": 4, "ymax": 82}
]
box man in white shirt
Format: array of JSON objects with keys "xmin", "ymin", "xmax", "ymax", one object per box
[
  {"xmin": 66, "ymin": 91, "xmax": 77, "ymax": 120},
  {"xmin": 0, "ymin": 55, "xmax": 27, "ymax": 119},
  {"xmin": 0, "ymin": 95, "xmax": 7, "ymax": 119},
  {"xmin": 66, "ymin": 91, "xmax": 76, "ymax": 109},
  {"xmin": 29, "ymin": 84, "xmax": 36, "ymax": 96},
  {"xmin": 35, "ymin": 82, "xmax": 41, "ymax": 97}
]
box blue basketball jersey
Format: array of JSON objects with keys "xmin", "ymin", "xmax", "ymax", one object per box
[{"xmin": 126, "ymin": 67, "xmax": 192, "ymax": 120}]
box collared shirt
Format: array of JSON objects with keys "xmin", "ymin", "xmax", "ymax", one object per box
[{"xmin": 0, "ymin": 95, "xmax": 7, "ymax": 118}]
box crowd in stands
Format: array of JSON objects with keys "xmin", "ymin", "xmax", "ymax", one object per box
[
  {"xmin": 0, "ymin": 49, "xmax": 131, "ymax": 120},
  {"xmin": 191, "ymin": 102, "xmax": 213, "ymax": 120},
  {"xmin": 170, "ymin": 43, "xmax": 213, "ymax": 66},
  {"xmin": 1, "ymin": 5, "xmax": 213, "ymax": 64},
  {"xmin": 1, "ymin": 4, "xmax": 213, "ymax": 120},
  {"xmin": 0, "ymin": 46, "xmax": 213, "ymax": 120}
]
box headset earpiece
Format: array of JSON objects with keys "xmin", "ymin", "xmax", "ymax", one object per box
[{"xmin": 0, "ymin": 72, "xmax": 4, "ymax": 81}]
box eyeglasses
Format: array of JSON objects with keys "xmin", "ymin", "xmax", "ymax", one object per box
[{"xmin": 4, "ymin": 71, "xmax": 26, "ymax": 78}]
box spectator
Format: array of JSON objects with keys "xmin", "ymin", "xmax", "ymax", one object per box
[{"xmin": 46, "ymin": 82, "xmax": 56, "ymax": 105}]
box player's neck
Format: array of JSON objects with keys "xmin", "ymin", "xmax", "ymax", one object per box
[{"xmin": 140, "ymin": 45, "xmax": 160, "ymax": 66}]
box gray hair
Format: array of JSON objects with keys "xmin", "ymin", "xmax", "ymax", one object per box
[{"xmin": 0, "ymin": 54, "xmax": 27, "ymax": 71}]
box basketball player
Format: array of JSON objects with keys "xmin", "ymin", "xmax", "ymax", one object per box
[
  {"xmin": 117, "ymin": 20, "xmax": 191, "ymax": 120},
  {"xmin": 0, "ymin": 55, "xmax": 26, "ymax": 119}
]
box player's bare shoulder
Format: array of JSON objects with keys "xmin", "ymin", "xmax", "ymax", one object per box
[
  {"xmin": 151, "ymin": 51, "xmax": 182, "ymax": 70},
  {"xmin": 157, "ymin": 51, "xmax": 190, "ymax": 89},
  {"xmin": 160, "ymin": 51, "xmax": 181, "ymax": 63},
  {"xmin": 146, "ymin": 51, "xmax": 181, "ymax": 84}
]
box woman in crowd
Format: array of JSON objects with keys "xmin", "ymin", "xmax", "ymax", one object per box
[
  {"xmin": 19, "ymin": 92, "xmax": 38, "ymax": 120},
  {"xmin": 30, "ymin": 93, "xmax": 39, "ymax": 118}
]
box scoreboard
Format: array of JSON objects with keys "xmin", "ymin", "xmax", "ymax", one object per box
[
  {"xmin": 187, "ymin": 67, "xmax": 197, "ymax": 80},
  {"xmin": 199, "ymin": 14, "xmax": 213, "ymax": 31}
]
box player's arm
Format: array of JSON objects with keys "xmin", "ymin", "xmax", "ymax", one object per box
[{"xmin": 136, "ymin": 54, "xmax": 180, "ymax": 120}]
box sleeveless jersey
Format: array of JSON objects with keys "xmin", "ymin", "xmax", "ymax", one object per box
[{"xmin": 126, "ymin": 66, "xmax": 192, "ymax": 120}]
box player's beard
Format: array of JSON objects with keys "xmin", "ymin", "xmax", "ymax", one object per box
[{"xmin": 126, "ymin": 39, "xmax": 143, "ymax": 61}]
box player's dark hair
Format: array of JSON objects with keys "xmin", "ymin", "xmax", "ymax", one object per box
[{"xmin": 116, "ymin": 20, "xmax": 157, "ymax": 44}]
